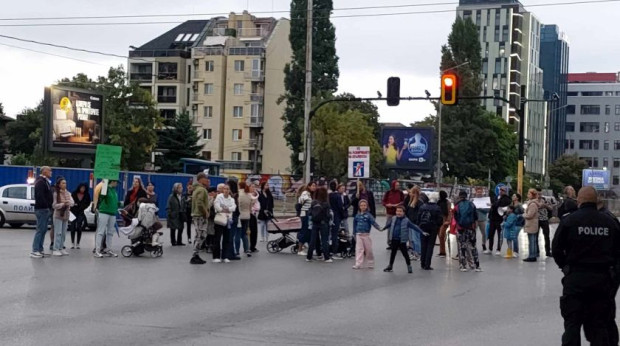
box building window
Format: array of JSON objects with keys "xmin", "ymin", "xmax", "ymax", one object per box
[
  {"xmin": 202, "ymin": 151, "xmax": 212, "ymax": 160},
  {"xmin": 580, "ymin": 105, "xmax": 600, "ymax": 115},
  {"xmin": 483, "ymin": 27, "xmax": 488, "ymax": 41},
  {"xmin": 581, "ymin": 91, "xmax": 603, "ymax": 96},
  {"xmin": 579, "ymin": 140, "xmax": 598, "ymax": 150},
  {"xmin": 495, "ymin": 10, "xmax": 500, "ymax": 24},
  {"xmin": 614, "ymin": 158, "xmax": 620, "ymax": 168},
  {"xmin": 614, "ymin": 176, "xmax": 620, "ymax": 186},
  {"xmin": 615, "ymin": 122, "xmax": 620, "ymax": 131},
  {"xmin": 502, "ymin": 25, "xmax": 509, "ymax": 41},
  {"xmin": 204, "ymin": 83, "xmax": 214, "ymax": 95},
  {"xmin": 203, "ymin": 129, "xmax": 212, "ymax": 140},
  {"xmin": 494, "ymin": 26, "xmax": 500, "ymax": 42},
  {"xmin": 565, "ymin": 122, "xmax": 575, "ymax": 132},
  {"xmin": 606, "ymin": 105, "xmax": 612, "ymax": 115},
  {"xmin": 205, "ymin": 61, "xmax": 214, "ymax": 72},
  {"xmin": 157, "ymin": 86, "xmax": 177, "ymax": 103},
  {"xmin": 234, "ymin": 84, "xmax": 244, "ymax": 95},
  {"xmin": 234, "ymin": 60, "xmax": 245, "ymax": 72},
  {"xmin": 231, "ymin": 152, "xmax": 242, "ymax": 161},
  {"xmin": 616, "ymin": 105, "xmax": 620, "ymax": 115},
  {"xmin": 476, "ymin": 11, "xmax": 481, "ymax": 25},
  {"xmin": 158, "ymin": 62, "xmax": 178, "ymax": 80},
  {"xmin": 580, "ymin": 122, "xmax": 600, "ymax": 132},
  {"xmin": 232, "ymin": 129, "xmax": 242, "ymax": 141},
  {"xmin": 204, "ymin": 106, "xmax": 213, "ymax": 118},
  {"xmin": 233, "ymin": 106, "xmax": 243, "ymax": 118},
  {"xmin": 604, "ymin": 140, "xmax": 610, "ymax": 150},
  {"xmin": 159, "ymin": 109, "xmax": 176, "ymax": 123},
  {"xmin": 606, "ymin": 91, "xmax": 614, "ymax": 96},
  {"xmin": 566, "ymin": 105, "xmax": 575, "ymax": 114},
  {"xmin": 482, "ymin": 60, "xmax": 488, "ymax": 73},
  {"xmin": 615, "ymin": 140, "xmax": 620, "ymax": 150},
  {"xmin": 565, "ymin": 139, "xmax": 574, "ymax": 150},
  {"xmin": 487, "ymin": 10, "xmax": 491, "ymax": 25},
  {"xmin": 603, "ymin": 158, "xmax": 609, "ymax": 168},
  {"xmin": 605, "ymin": 122, "xmax": 610, "ymax": 133},
  {"xmin": 567, "ymin": 92, "xmax": 578, "ymax": 96}
]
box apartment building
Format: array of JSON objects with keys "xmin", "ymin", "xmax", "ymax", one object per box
[
  {"xmin": 128, "ymin": 12, "xmax": 292, "ymax": 175},
  {"xmin": 457, "ymin": 0, "xmax": 547, "ymax": 176},
  {"xmin": 564, "ymin": 72, "xmax": 620, "ymax": 194}
]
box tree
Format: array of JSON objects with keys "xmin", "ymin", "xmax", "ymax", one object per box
[
  {"xmin": 280, "ymin": 0, "xmax": 340, "ymax": 174},
  {"xmin": 549, "ymin": 154, "xmax": 587, "ymax": 193},
  {"xmin": 311, "ymin": 104, "xmax": 382, "ymax": 179},
  {"xmin": 437, "ymin": 17, "xmax": 518, "ymax": 182},
  {"xmin": 59, "ymin": 66, "xmax": 162, "ymax": 170},
  {"xmin": 6, "ymin": 102, "xmax": 44, "ymax": 158},
  {"xmin": 156, "ymin": 111, "xmax": 201, "ymax": 172},
  {"xmin": 330, "ymin": 93, "xmax": 381, "ymax": 140}
]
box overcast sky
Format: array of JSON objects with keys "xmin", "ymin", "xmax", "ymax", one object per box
[{"xmin": 1, "ymin": 0, "xmax": 618, "ymax": 124}]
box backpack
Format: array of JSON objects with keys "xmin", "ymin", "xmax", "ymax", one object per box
[
  {"xmin": 515, "ymin": 214, "xmax": 525, "ymax": 227},
  {"xmin": 311, "ymin": 201, "xmax": 329, "ymax": 224},
  {"xmin": 455, "ymin": 200, "xmax": 475, "ymax": 229},
  {"xmin": 418, "ymin": 208, "xmax": 433, "ymax": 227}
]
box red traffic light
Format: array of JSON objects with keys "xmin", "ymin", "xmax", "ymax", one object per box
[{"xmin": 441, "ymin": 74, "xmax": 458, "ymax": 105}]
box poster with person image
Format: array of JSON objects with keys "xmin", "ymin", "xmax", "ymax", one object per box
[{"xmin": 381, "ymin": 127, "xmax": 434, "ymax": 171}]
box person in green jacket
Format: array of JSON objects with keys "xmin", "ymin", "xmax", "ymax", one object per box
[
  {"xmin": 93, "ymin": 180, "xmax": 119, "ymax": 258},
  {"xmin": 190, "ymin": 173, "xmax": 211, "ymax": 264}
]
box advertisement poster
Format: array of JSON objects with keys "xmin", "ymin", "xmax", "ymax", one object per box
[
  {"xmin": 45, "ymin": 86, "xmax": 104, "ymax": 153},
  {"xmin": 381, "ymin": 127, "xmax": 434, "ymax": 171},
  {"xmin": 582, "ymin": 169, "xmax": 610, "ymax": 190},
  {"xmin": 348, "ymin": 146, "xmax": 370, "ymax": 179}
]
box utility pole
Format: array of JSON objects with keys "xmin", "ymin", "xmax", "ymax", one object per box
[
  {"xmin": 436, "ymin": 102, "xmax": 443, "ymax": 185},
  {"xmin": 303, "ymin": 0, "xmax": 313, "ymax": 184},
  {"xmin": 517, "ymin": 85, "xmax": 527, "ymax": 196}
]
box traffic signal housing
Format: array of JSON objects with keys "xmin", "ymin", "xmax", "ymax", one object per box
[
  {"xmin": 387, "ymin": 77, "xmax": 400, "ymax": 106},
  {"xmin": 441, "ymin": 74, "xmax": 458, "ymax": 105}
]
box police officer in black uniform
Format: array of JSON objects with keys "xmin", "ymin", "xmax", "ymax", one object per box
[{"xmin": 552, "ymin": 186, "xmax": 620, "ymax": 345}]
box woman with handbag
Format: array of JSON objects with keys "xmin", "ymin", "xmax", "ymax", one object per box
[
  {"xmin": 213, "ymin": 184, "xmax": 236, "ymax": 263},
  {"xmin": 52, "ymin": 176, "xmax": 75, "ymax": 256}
]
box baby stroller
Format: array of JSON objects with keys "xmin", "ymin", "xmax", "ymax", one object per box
[
  {"xmin": 337, "ymin": 228, "xmax": 355, "ymax": 258},
  {"xmin": 119, "ymin": 203, "xmax": 164, "ymax": 258},
  {"xmin": 266, "ymin": 216, "xmax": 301, "ymax": 254}
]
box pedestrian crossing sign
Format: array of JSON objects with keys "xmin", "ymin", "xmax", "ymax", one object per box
[{"xmin": 348, "ymin": 146, "xmax": 370, "ymax": 178}]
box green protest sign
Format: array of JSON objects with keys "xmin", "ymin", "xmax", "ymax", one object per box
[{"xmin": 94, "ymin": 144, "xmax": 122, "ymax": 180}]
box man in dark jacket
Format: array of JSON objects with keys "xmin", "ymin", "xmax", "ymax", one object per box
[
  {"xmin": 417, "ymin": 193, "xmax": 444, "ymax": 270},
  {"xmin": 329, "ymin": 182, "xmax": 348, "ymax": 258},
  {"xmin": 488, "ymin": 186, "xmax": 511, "ymax": 255},
  {"xmin": 552, "ymin": 186, "xmax": 620, "ymax": 345},
  {"xmin": 558, "ymin": 185, "xmax": 578, "ymax": 220},
  {"xmin": 31, "ymin": 166, "xmax": 53, "ymax": 258},
  {"xmin": 382, "ymin": 180, "xmax": 404, "ymax": 249}
]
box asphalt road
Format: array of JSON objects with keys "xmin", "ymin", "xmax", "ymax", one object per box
[{"xmin": 0, "ymin": 220, "xmax": 597, "ymax": 346}]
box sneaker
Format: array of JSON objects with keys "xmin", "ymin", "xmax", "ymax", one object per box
[
  {"xmin": 332, "ymin": 255, "xmax": 343, "ymax": 260},
  {"xmin": 246, "ymin": 253, "xmax": 252, "ymax": 258},
  {"xmin": 105, "ymin": 250, "xmax": 118, "ymax": 258},
  {"xmin": 475, "ymin": 267, "xmax": 483, "ymax": 272},
  {"xmin": 230, "ymin": 256, "xmax": 241, "ymax": 261},
  {"xmin": 60, "ymin": 249, "xmax": 70, "ymax": 256},
  {"xmin": 483, "ymin": 250, "xmax": 491, "ymax": 254},
  {"xmin": 190, "ymin": 255, "xmax": 206, "ymax": 264},
  {"xmin": 383, "ymin": 267, "xmax": 393, "ymax": 272},
  {"xmin": 408, "ymin": 265, "xmax": 413, "ymax": 274},
  {"xmin": 223, "ymin": 259, "xmax": 231, "ymax": 263},
  {"xmin": 298, "ymin": 251, "xmax": 307, "ymax": 256},
  {"xmin": 251, "ymin": 249, "xmax": 259, "ymax": 253},
  {"xmin": 188, "ymin": 239, "xmax": 192, "ymax": 244},
  {"xmin": 325, "ymin": 259, "xmax": 333, "ymax": 263},
  {"xmin": 513, "ymin": 253, "xmax": 519, "ymax": 258},
  {"xmin": 76, "ymin": 244, "xmax": 81, "ymax": 249},
  {"xmin": 352, "ymin": 265, "xmax": 361, "ymax": 269},
  {"xmin": 30, "ymin": 252, "xmax": 43, "ymax": 258},
  {"xmin": 437, "ymin": 253, "xmax": 446, "ymax": 258},
  {"xmin": 305, "ymin": 258, "xmax": 313, "ymax": 262},
  {"xmin": 494, "ymin": 251, "xmax": 501, "ymax": 256},
  {"xmin": 94, "ymin": 252, "xmax": 104, "ymax": 258},
  {"xmin": 53, "ymin": 250, "xmax": 63, "ymax": 257},
  {"xmin": 460, "ymin": 267, "xmax": 468, "ymax": 272},
  {"xmin": 212, "ymin": 259, "xmax": 222, "ymax": 263},
  {"xmin": 70, "ymin": 244, "xmax": 75, "ymax": 249}
]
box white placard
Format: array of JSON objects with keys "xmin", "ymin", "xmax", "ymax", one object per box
[
  {"xmin": 348, "ymin": 146, "xmax": 370, "ymax": 179},
  {"xmin": 472, "ymin": 197, "xmax": 491, "ymax": 210}
]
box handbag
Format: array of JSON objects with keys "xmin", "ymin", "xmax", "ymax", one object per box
[{"xmin": 214, "ymin": 212, "xmax": 228, "ymax": 226}]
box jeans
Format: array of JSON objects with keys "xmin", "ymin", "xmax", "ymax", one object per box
[
  {"xmin": 476, "ymin": 219, "xmax": 488, "ymax": 250},
  {"xmin": 410, "ymin": 230, "xmax": 421, "ymax": 254},
  {"xmin": 298, "ymin": 215, "xmax": 310, "ymax": 244},
  {"xmin": 33, "ymin": 209, "xmax": 51, "ymax": 253},
  {"xmin": 227, "ymin": 215, "xmax": 238, "ymax": 258},
  {"xmin": 258, "ymin": 219, "xmax": 268, "ymax": 241},
  {"xmin": 96, "ymin": 213, "xmax": 116, "ymax": 252},
  {"xmin": 385, "ymin": 214, "xmax": 394, "ymax": 246},
  {"xmin": 236, "ymin": 219, "xmax": 250, "ymax": 254},
  {"xmin": 307, "ymin": 222, "xmax": 330, "ymax": 260},
  {"xmin": 52, "ymin": 218, "xmax": 68, "ymax": 251},
  {"xmin": 539, "ymin": 220, "xmax": 551, "ymax": 256},
  {"xmin": 527, "ymin": 232, "xmax": 539, "ymax": 259},
  {"xmin": 331, "ymin": 215, "xmax": 342, "ymax": 255}
]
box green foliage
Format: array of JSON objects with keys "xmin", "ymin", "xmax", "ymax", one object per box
[
  {"xmin": 438, "ymin": 17, "xmax": 517, "ymax": 182},
  {"xmin": 311, "ymin": 104, "xmax": 382, "ymax": 179},
  {"xmin": 6, "ymin": 102, "xmax": 44, "ymax": 157},
  {"xmin": 331, "ymin": 93, "xmax": 381, "ymax": 140},
  {"xmin": 59, "ymin": 66, "xmax": 162, "ymax": 170},
  {"xmin": 10, "ymin": 153, "xmax": 29, "ymax": 166},
  {"xmin": 280, "ymin": 0, "xmax": 340, "ymax": 174},
  {"xmin": 549, "ymin": 154, "xmax": 588, "ymax": 193},
  {"xmin": 156, "ymin": 112, "xmax": 201, "ymax": 173}
]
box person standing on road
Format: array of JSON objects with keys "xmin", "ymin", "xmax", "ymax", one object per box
[
  {"xmin": 307, "ymin": 188, "xmax": 332, "ymax": 263},
  {"xmin": 52, "ymin": 177, "xmax": 74, "ymax": 256},
  {"xmin": 184, "ymin": 183, "xmax": 194, "ymax": 244},
  {"xmin": 189, "ymin": 173, "xmax": 210, "ymax": 264},
  {"xmin": 351, "ymin": 181, "xmax": 376, "ymax": 218},
  {"xmin": 558, "ymin": 186, "xmax": 578, "ymax": 220},
  {"xmin": 552, "ymin": 186, "xmax": 620, "ymax": 345},
  {"xmin": 404, "ymin": 185, "xmax": 423, "ymax": 260},
  {"xmin": 454, "ymin": 191, "xmax": 482, "ymax": 272},
  {"xmin": 474, "ymin": 190, "xmax": 490, "ymax": 253},
  {"xmin": 124, "ymin": 177, "xmax": 147, "ymax": 209},
  {"xmin": 31, "ymin": 166, "xmax": 54, "ymax": 258},
  {"xmin": 92, "ymin": 180, "xmax": 119, "ymax": 258},
  {"xmin": 502, "ymin": 205, "xmax": 519, "ymax": 259},
  {"xmin": 522, "ymin": 189, "xmax": 540, "ymax": 262},
  {"xmin": 535, "ymin": 188, "xmax": 553, "ymax": 257},
  {"xmin": 145, "ymin": 182, "xmax": 158, "ymax": 205},
  {"xmin": 437, "ymin": 190, "xmax": 450, "ymax": 258},
  {"xmin": 383, "ymin": 205, "xmax": 428, "ymax": 274},
  {"xmin": 226, "ymin": 179, "xmax": 241, "ymax": 261},
  {"xmin": 418, "ymin": 192, "xmax": 444, "ymax": 270},
  {"xmin": 257, "ymin": 182, "xmax": 274, "ymax": 243},
  {"xmin": 69, "ymin": 183, "xmax": 90, "ymax": 250},
  {"xmin": 296, "ymin": 182, "xmax": 316, "ymax": 256},
  {"xmin": 248, "ymin": 183, "xmax": 260, "ymax": 253},
  {"xmin": 167, "ymin": 183, "xmax": 185, "ymax": 246},
  {"xmin": 329, "ymin": 182, "xmax": 348, "ymax": 259},
  {"xmin": 488, "ymin": 186, "xmax": 511, "ymax": 256},
  {"xmin": 213, "ymin": 184, "xmax": 236, "ymax": 263},
  {"xmin": 237, "ymin": 182, "xmax": 256, "ymax": 257},
  {"xmin": 382, "ymin": 180, "xmax": 404, "ymax": 250},
  {"xmin": 352, "ymin": 199, "xmax": 382, "ymax": 269}
]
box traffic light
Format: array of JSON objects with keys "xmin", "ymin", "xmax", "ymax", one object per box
[
  {"xmin": 387, "ymin": 77, "xmax": 400, "ymax": 106},
  {"xmin": 441, "ymin": 74, "xmax": 458, "ymax": 105}
]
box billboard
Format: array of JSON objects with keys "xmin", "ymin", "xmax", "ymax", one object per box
[
  {"xmin": 381, "ymin": 126, "xmax": 434, "ymax": 171},
  {"xmin": 582, "ymin": 169, "xmax": 611, "ymax": 190},
  {"xmin": 44, "ymin": 85, "xmax": 104, "ymax": 154}
]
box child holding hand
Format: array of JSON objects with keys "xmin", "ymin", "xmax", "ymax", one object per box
[
  {"xmin": 352, "ymin": 199, "xmax": 382, "ymax": 269},
  {"xmin": 384, "ymin": 205, "xmax": 428, "ymax": 273}
]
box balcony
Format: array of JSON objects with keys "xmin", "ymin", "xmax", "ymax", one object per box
[
  {"xmin": 217, "ymin": 160, "xmax": 256, "ymax": 171},
  {"xmin": 129, "ymin": 49, "xmax": 190, "ymax": 58},
  {"xmin": 210, "ymin": 27, "xmax": 237, "ymax": 37},
  {"xmin": 246, "ymin": 138, "xmax": 260, "ymax": 148},
  {"xmin": 193, "ymin": 70, "xmax": 203, "ymax": 81},
  {"xmin": 130, "ymin": 73, "xmax": 153, "ymax": 82},
  {"xmin": 244, "ymin": 71, "xmax": 265, "ymax": 82},
  {"xmin": 236, "ymin": 27, "xmax": 268, "ymax": 38},
  {"xmin": 157, "ymin": 96, "xmax": 177, "ymax": 103},
  {"xmin": 193, "ymin": 47, "xmax": 225, "ymax": 57},
  {"xmin": 247, "ymin": 116, "xmax": 264, "ymax": 128},
  {"xmin": 229, "ymin": 47, "xmax": 265, "ymax": 56},
  {"xmin": 157, "ymin": 72, "xmax": 178, "ymax": 81},
  {"xmin": 249, "ymin": 93, "xmax": 264, "ymax": 103},
  {"xmin": 192, "ymin": 93, "xmax": 203, "ymax": 103}
]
